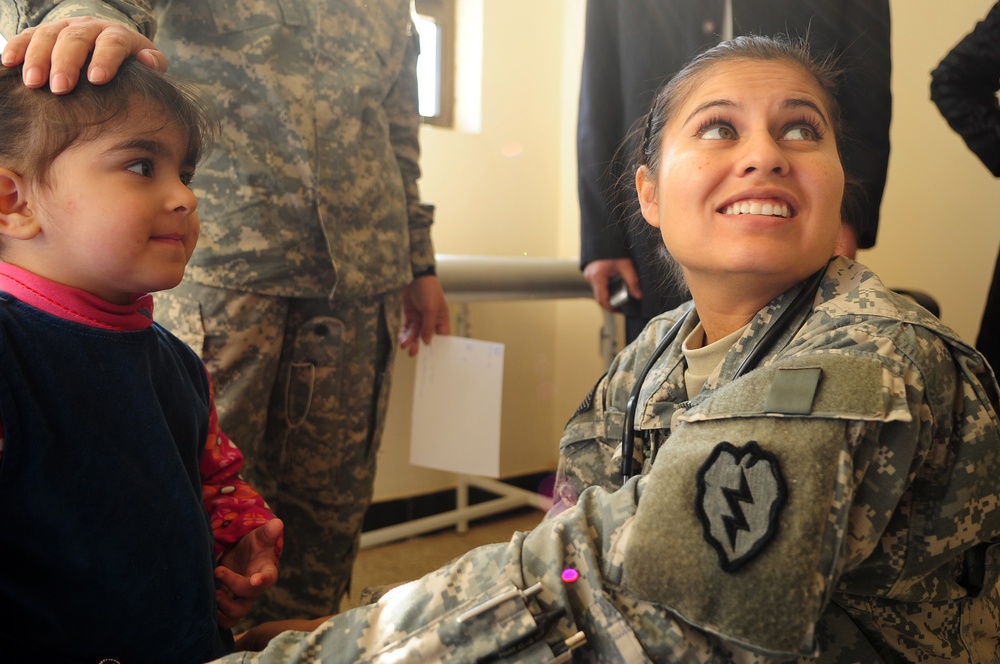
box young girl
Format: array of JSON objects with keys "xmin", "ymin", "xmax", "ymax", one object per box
[{"xmin": 0, "ymin": 60, "xmax": 283, "ymax": 663}]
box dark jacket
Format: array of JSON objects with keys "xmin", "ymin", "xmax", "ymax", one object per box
[
  {"xmin": 931, "ymin": 1, "xmax": 1000, "ymax": 373},
  {"xmin": 931, "ymin": 2, "xmax": 1000, "ymax": 177}
]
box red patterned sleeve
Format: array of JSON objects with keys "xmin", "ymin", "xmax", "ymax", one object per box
[{"xmin": 199, "ymin": 373, "xmax": 283, "ymax": 561}]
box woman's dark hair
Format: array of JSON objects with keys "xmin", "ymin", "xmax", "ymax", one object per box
[
  {"xmin": 620, "ymin": 34, "xmax": 863, "ymax": 263},
  {"xmin": 0, "ymin": 57, "xmax": 217, "ymax": 187}
]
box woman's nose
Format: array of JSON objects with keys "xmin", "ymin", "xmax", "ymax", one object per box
[{"xmin": 736, "ymin": 131, "xmax": 789, "ymax": 176}]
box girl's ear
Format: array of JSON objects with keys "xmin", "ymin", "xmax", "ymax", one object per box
[
  {"xmin": 636, "ymin": 165, "xmax": 661, "ymax": 229},
  {"xmin": 0, "ymin": 169, "xmax": 40, "ymax": 240}
]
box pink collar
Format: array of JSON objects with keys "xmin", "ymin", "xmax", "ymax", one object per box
[{"xmin": 0, "ymin": 263, "xmax": 154, "ymax": 331}]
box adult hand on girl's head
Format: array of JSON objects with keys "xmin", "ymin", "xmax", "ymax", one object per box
[
  {"xmin": 1, "ymin": 17, "xmax": 165, "ymax": 94},
  {"xmin": 215, "ymin": 518, "xmax": 284, "ymax": 629}
]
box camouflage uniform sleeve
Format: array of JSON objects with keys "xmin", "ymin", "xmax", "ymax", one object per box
[
  {"xmin": 387, "ymin": 21, "xmax": 435, "ymax": 276},
  {"xmin": 213, "ymin": 474, "xmax": 808, "ymax": 663},
  {"xmin": 0, "ymin": 0, "xmax": 155, "ymax": 40},
  {"xmin": 212, "ymin": 480, "xmax": 647, "ymax": 663}
]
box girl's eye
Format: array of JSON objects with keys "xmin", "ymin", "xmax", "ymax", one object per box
[
  {"xmin": 180, "ymin": 171, "xmax": 195, "ymax": 187},
  {"xmin": 699, "ymin": 124, "xmax": 737, "ymax": 140},
  {"xmin": 127, "ymin": 160, "xmax": 153, "ymax": 177}
]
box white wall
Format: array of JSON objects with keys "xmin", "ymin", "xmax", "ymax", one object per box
[{"xmin": 373, "ymin": 0, "xmax": 1000, "ymax": 502}]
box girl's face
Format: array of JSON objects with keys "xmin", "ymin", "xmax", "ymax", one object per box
[
  {"xmin": 637, "ymin": 59, "xmax": 845, "ymax": 296},
  {"xmin": 17, "ymin": 107, "xmax": 199, "ymax": 304}
]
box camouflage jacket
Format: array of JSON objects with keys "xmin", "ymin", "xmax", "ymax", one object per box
[
  {"xmin": 209, "ymin": 257, "xmax": 1000, "ymax": 662},
  {"xmin": 1, "ymin": 0, "xmax": 436, "ymax": 299}
]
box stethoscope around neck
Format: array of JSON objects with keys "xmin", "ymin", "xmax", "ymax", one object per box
[{"xmin": 619, "ymin": 263, "xmax": 829, "ymax": 481}]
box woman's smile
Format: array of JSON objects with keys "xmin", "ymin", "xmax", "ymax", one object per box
[{"xmin": 719, "ymin": 198, "xmax": 792, "ymax": 218}]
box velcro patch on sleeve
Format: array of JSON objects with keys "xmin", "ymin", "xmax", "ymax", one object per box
[{"xmin": 761, "ymin": 366, "xmax": 823, "ymax": 415}]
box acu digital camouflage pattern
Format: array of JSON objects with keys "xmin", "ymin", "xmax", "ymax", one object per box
[
  {"xmin": 208, "ymin": 258, "xmax": 1000, "ymax": 662},
  {"xmin": 151, "ymin": 0, "xmax": 436, "ymax": 299},
  {"xmin": 2, "ymin": 0, "xmax": 439, "ymax": 624}
]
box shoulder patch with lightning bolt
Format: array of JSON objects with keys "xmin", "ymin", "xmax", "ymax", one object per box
[{"xmin": 695, "ymin": 440, "xmax": 787, "ymax": 572}]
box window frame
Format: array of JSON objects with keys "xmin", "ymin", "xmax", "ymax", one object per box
[{"xmin": 414, "ymin": 0, "xmax": 456, "ymax": 128}]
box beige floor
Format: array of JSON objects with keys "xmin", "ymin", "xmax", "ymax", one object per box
[{"xmin": 340, "ymin": 508, "xmax": 545, "ymax": 611}]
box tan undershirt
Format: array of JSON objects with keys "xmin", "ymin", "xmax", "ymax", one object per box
[{"xmin": 681, "ymin": 322, "xmax": 748, "ymax": 397}]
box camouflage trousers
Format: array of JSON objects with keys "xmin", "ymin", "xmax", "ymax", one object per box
[{"xmin": 154, "ymin": 282, "xmax": 401, "ymax": 624}]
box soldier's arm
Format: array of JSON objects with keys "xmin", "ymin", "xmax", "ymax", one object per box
[{"xmin": 384, "ymin": 22, "xmax": 434, "ymax": 277}]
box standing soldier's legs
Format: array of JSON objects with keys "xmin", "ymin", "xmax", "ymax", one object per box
[{"xmin": 248, "ymin": 292, "xmax": 401, "ymax": 622}]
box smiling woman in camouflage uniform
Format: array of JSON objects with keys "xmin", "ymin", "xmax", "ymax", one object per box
[{"xmin": 198, "ymin": 36, "xmax": 1000, "ymax": 662}]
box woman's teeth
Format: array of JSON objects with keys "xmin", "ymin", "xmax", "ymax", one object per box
[{"xmin": 722, "ymin": 201, "xmax": 790, "ymax": 217}]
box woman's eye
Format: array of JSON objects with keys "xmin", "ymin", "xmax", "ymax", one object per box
[
  {"xmin": 783, "ymin": 125, "xmax": 819, "ymax": 141},
  {"xmin": 127, "ymin": 160, "xmax": 153, "ymax": 177},
  {"xmin": 701, "ymin": 125, "xmax": 737, "ymax": 140}
]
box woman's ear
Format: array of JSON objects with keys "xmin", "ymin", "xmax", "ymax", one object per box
[
  {"xmin": 0, "ymin": 169, "xmax": 40, "ymax": 240},
  {"xmin": 636, "ymin": 165, "xmax": 660, "ymax": 229}
]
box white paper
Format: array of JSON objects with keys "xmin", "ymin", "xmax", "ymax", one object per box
[{"xmin": 409, "ymin": 335, "xmax": 505, "ymax": 477}]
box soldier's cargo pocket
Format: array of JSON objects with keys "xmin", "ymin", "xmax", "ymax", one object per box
[
  {"xmin": 276, "ymin": 317, "xmax": 346, "ymax": 484},
  {"xmin": 284, "ymin": 316, "xmax": 345, "ymax": 426}
]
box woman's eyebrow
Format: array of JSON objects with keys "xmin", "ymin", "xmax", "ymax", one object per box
[
  {"xmin": 682, "ymin": 99, "xmax": 738, "ymax": 128},
  {"xmin": 784, "ymin": 98, "xmax": 830, "ymax": 126}
]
